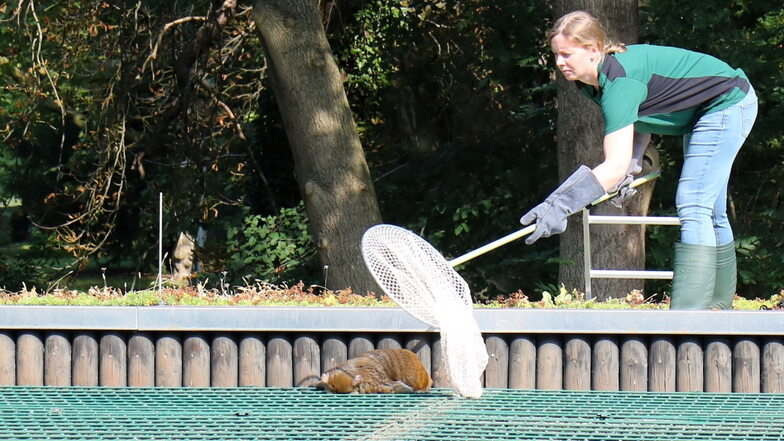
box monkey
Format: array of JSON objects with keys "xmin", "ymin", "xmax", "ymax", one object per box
[{"xmin": 315, "ymin": 349, "xmax": 433, "ymax": 394}]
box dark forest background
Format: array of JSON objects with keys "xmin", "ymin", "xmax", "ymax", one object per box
[{"xmin": 0, "ymin": 1, "xmax": 781, "ymax": 300}]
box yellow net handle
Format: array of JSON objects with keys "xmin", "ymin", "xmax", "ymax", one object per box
[{"xmin": 449, "ymin": 170, "xmax": 661, "ymax": 267}]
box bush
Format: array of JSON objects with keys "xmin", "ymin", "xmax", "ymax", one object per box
[
  {"xmin": 224, "ymin": 202, "xmax": 319, "ymax": 286},
  {"xmin": 0, "ymin": 257, "xmax": 50, "ymax": 291}
]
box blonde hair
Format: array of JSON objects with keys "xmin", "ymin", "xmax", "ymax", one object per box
[{"xmin": 548, "ymin": 11, "xmax": 627, "ymax": 54}]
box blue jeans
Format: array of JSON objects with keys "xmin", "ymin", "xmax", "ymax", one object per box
[{"xmin": 677, "ymin": 87, "xmax": 758, "ymax": 246}]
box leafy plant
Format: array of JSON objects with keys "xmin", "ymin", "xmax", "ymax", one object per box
[
  {"xmin": 2, "ymin": 282, "xmax": 781, "ymax": 310},
  {"xmin": 0, "ymin": 257, "xmax": 50, "ymax": 292},
  {"xmin": 225, "ymin": 202, "xmax": 319, "ymax": 285}
]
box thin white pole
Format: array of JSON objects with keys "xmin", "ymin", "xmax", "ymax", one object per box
[
  {"xmin": 588, "ymin": 215, "xmax": 680, "ymax": 225},
  {"xmin": 448, "ymin": 171, "xmax": 661, "ymax": 268},
  {"xmin": 159, "ymin": 192, "xmax": 163, "ymax": 296},
  {"xmin": 448, "ymin": 225, "xmax": 535, "ymax": 267},
  {"xmin": 590, "ymin": 269, "xmax": 674, "ymax": 279}
]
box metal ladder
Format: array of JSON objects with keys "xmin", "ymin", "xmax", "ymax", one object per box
[{"xmin": 581, "ymin": 209, "xmax": 680, "ymax": 300}]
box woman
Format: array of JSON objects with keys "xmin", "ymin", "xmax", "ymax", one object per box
[{"xmin": 519, "ymin": 11, "xmax": 758, "ymax": 309}]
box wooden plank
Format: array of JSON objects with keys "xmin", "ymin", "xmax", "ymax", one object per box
[
  {"xmin": 484, "ymin": 335, "xmax": 509, "ymax": 388},
  {"xmin": 0, "ymin": 331, "xmax": 15, "ymax": 385},
  {"xmin": 405, "ymin": 334, "xmax": 432, "ymax": 377},
  {"xmin": 430, "ymin": 336, "xmax": 450, "ymax": 388},
  {"xmin": 0, "ymin": 325, "xmax": 778, "ymax": 393},
  {"xmin": 16, "ymin": 332, "xmax": 43, "ymax": 386},
  {"xmin": 211, "ymin": 334, "xmax": 238, "ymax": 387},
  {"xmin": 266, "ymin": 335, "xmax": 293, "ymax": 387},
  {"xmin": 564, "ymin": 336, "xmax": 591, "ymax": 390},
  {"xmin": 239, "ymin": 334, "xmax": 265, "ymax": 387},
  {"xmin": 348, "ymin": 334, "xmax": 374, "ymax": 358},
  {"xmin": 72, "ymin": 333, "xmax": 98, "ymax": 387},
  {"xmin": 99, "ymin": 333, "xmax": 127, "ymax": 387},
  {"xmin": 704, "ymin": 338, "xmax": 731, "ymax": 393},
  {"xmin": 44, "ymin": 332, "xmax": 71, "ymax": 386},
  {"xmin": 293, "ymin": 335, "xmax": 320, "ymax": 387},
  {"xmin": 733, "ymin": 338, "xmax": 760, "ymax": 393},
  {"xmin": 592, "ymin": 337, "xmax": 619, "ymax": 391},
  {"xmin": 676, "ymin": 338, "xmax": 703, "ymax": 392},
  {"xmin": 155, "ymin": 333, "xmax": 182, "ymax": 387},
  {"xmin": 648, "ymin": 337, "xmax": 675, "ymax": 392},
  {"xmin": 376, "ymin": 334, "xmax": 402, "ymax": 350},
  {"xmin": 620, "ymin": 337, "xmax": 647, "ymax": 391},
  {"xmin": 182, "ymin": 334, "xmax": 210, "ymax": 387},
  {"xmin": 536, "ymin": 336, "xmax": 563, "ymax": 390},
  {"xmin": 128, "ymin": 333, "xmax": 154, "ymax": 387},
  {"xmin": 762, "ymin": 338, "xmax": 784, "ymax": 393},
  {"xmin": 321, "ymin": 335, "xmax": 347, "ymax": 373},
  {"xmin": 508, "ymin": 335, "xmax": 535, "ymax": 389}
]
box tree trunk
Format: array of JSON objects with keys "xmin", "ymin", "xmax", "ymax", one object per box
[
  {"xmin": 554, "ymin": 0, "xmax": 658, "ymax": 300},
  {"xmin": 252, "ymin": 0, "xmax": 382, "ymax": 294}
]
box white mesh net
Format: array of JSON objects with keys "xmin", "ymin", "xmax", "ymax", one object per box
[{"xmin": 361, "ymin": 224, "xmax": 489, "ymax": 398}]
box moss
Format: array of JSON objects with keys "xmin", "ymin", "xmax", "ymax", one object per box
[{"xmin": 0, "ymin": 283, "xmax": 780, "ymax": 310}]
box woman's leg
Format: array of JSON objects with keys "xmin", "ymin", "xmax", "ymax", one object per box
[
  {"xmin": 712, "ymin": 90, "xmax": 758, "ymax": 308},
  {"xmin": 677, "ymin": 90, "xmax": 757, "ymax": 246},
  {"xmin": 671, "ymin": 89, "xmax": 757, "ymax": 309}
]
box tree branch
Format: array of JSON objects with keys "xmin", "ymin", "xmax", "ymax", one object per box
[{"xmin": 141, "ymin": 16, "xmax": 208, "ymax": 76}]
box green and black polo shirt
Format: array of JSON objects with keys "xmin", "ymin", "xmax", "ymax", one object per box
[{"xmin": 577, "ymin": 44, "xmax": 751, "ymax": 136}]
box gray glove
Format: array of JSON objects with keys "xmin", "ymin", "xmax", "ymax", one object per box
[
  {"xmin": 608, "ymin": 174, "xmax": 636, "ymax": 208},
  {"xmin": 520, "ymin": 165, "xmax": 606, "ymax": 245},
  {"xmin": 608, "ymin": 132, "xmax": 649, "ymax": 208}
]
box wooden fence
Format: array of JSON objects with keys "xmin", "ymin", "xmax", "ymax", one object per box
[{"xmin": 2, "ymin": 329, "xmax": 783, "ymax": 392}]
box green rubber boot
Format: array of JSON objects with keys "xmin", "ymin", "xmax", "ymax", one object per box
[
  {"xmin": 669, "ymin": 242, "xmax": 717, "ymax": 310},
  {"xmin": 710, "ymin": 242, "xmax": 737, "ymax": 309}
]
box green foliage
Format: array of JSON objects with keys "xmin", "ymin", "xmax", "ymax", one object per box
[
  {"xmin": 110, "ymin": 290, "xmax": 163, "ymax": 306},
  {"xmin": 0, "ymin": 226, "xmax": 60, "ymax": 291},
  {"xmin": 225, "ymin": 202, "xmax": 318, "ymax": 285},
  {"xmin": 0, "ymin": 257, "xmax": 49, "ymax": 292},
  {"xmin": 0, "ymin": 1, "xmax": 270, "ymax": 270},
  {"xmin": 640, "ymin": 0, "xmax": 784, "ymax": 297},
  {"xmin": 332, "ymin": 0, "xmax": 557, "ymax": 300},
  {"xmin": 735, "ymin": 236, "xmax": 784, "ymax": 293},
  {"xmin": 1, "ymin": 283, "xmax": 780, "ymax": 309},
  {"xmin": 339, "ymin": 1, "xmax": 412, "ymax": 94},
  {"xmin": 0, "ymin": 0, "xmax": 783, "ymax": 300}
]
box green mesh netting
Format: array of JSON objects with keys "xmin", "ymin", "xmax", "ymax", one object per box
[{"xmin": 1, "ymin": 387, "xmax": 783, "ymax": 440}]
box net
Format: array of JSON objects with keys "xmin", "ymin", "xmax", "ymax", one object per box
[{"xmin": 361, "ymin": 224, "xmax": 488, "ymax": 398}]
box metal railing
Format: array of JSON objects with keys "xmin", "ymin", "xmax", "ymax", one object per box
[
  {"xmin": 581, "ymin": 175, "xmax": 680, "ymax": 299},
  {"xmin": 446, "ymin": 171, "xmax": 675, "ymax": 300}
]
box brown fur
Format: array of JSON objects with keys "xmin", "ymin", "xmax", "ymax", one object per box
[{"xmin": 315, "ymin": 349, "xmax": 433, "ymax": 394}]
